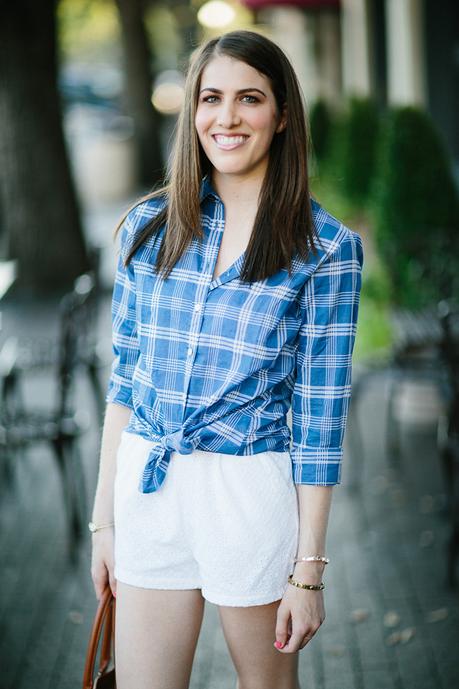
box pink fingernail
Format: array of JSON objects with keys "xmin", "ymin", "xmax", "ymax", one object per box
[{"xmin": 274, "ymin": 641, "xmax": 284, "ymax": 649}]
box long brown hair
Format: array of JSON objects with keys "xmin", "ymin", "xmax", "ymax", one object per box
[{"xmin": 118, "ymin": 29, "xmax": 318, "ymax": 281}]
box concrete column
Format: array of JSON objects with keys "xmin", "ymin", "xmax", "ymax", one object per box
[
  {"xmin": 316, "ymin": 11, "xmax": 342, "ymax": 106},
  {"xmin": 386, "ymin": 0, "xmax": 426, "ymax": 105},
  {"xmin": 341, "ymin": 0, "xmax": 372, "ymax": 96},
  {"xmin": 261, "ymin": 6, "xmax": 318, "ymax": 104}
]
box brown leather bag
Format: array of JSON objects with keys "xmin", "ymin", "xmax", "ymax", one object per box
[{"xmin": 82, "ymin": 586, "xmax": 116, "ymax": 689}]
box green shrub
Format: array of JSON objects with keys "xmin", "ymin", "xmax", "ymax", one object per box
[
  {"xmin": 340, "ymin": 96, "xmax": 380, "ymax": 205},
  {"xmin": 309, "ymin": 99, "xmax": 333, "ymax": 162},
  {"xmin": 372, "ymin": 106, "xmax": 459, "ymax": 309},
  {"xmin": 353, "ymin": 264, "xmax": 393, "ymax": 361}
]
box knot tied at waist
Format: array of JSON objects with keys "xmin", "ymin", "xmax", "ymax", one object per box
[{"xmin": 139, "ymin": 428, "xmax": 196, "ymax": 494}]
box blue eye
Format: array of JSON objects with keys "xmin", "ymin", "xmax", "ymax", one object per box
[{"xmin": 200, "ymin": 94, "xmax": 259, "ymax": 104}]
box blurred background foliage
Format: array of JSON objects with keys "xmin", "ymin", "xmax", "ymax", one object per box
[
  {"xmin": 58, "ymin": 0, "xmax": 121, "ymax": 63},
  {"xmin": 1, "ymin": 0, "xmax": 458, "ymax": 363},
  {"xmin": 372, "ymin": 106, "xmax": 459, "ymax": 310},
  {"xmin": 309, "ymin": 94, "xmax": 459, "ymax": 360}
]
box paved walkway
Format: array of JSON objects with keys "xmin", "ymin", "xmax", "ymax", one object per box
[{"xmin": 0, "ymin": 290, "xmax": 458, "ymax": 689}]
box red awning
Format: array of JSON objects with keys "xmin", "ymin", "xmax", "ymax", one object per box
[{"xmin": 241, "ymin": 0, "xmax": 340, "ymax": 8}]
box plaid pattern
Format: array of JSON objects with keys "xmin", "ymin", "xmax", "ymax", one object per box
[{"xmin": 106, "ymin": 175, "xmax": 364, "ymax": 493}]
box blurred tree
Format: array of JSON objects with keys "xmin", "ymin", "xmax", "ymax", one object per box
[
  {"xmin": 115, "ymin": 0, "xmax": 164, "ymax": 187},
  {"xmin": 309, "ymin": 99, "xmax": 333, "ymax": 163},
  {"xmin": 167, "ymin": 0, "xmax": 199, "ymax": 66},
  {"xmin": 340, "ymin": 97, "xmax": 380, "ymax": 205},
  {"xmin": 0, "ymin": 0, "xmax": 90, "ymax": 292},
  {"xmin": 372, "ymin": 106, "xmax": 459, "ymax": 309}
]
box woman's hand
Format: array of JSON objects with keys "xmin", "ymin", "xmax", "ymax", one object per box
[
  {"xmin": 90, "ymin": 528, "xmax": 116, "ymax": 600},
  {"xmin": 274, "ymin": 584, "xmax": 325, "ymax": 653}
]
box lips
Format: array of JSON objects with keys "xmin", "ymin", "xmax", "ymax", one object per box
[{"xmin": 212, "ymin": 134, "xmax": 249, "ymax": 150}]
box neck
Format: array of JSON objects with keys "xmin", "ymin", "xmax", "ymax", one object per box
[{"xmin": 211, "ymin": 171, "xmax": 265, "ymax": 210}]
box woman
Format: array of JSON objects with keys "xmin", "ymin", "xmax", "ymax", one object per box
[{"xmin": 90, "ymin": 29, "xmax": 363, "ymax": 689}]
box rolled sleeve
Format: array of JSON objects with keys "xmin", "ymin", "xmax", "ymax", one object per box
[
  {"xmin": 290, "ymin": 230, "xmax": 364, "ymax": 485},
  {"xmin": 105, "ymin": 213, "xmax": 140, "ymax": 409}
]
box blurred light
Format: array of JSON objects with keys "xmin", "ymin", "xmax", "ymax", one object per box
[
  {"xmin": 197, "ymin": 1, "xmax": 236, "ymax": 29},
  {"xmin": 152, "ymin": 83, "xmax": 184, "ymax": 114},
  {"xmin": 152, "ymin": 70, "xmax": 185, "ymax": 115},
  {"xmin": 90, "ymin": 69, "xmax": 122, "ymax": 99}
]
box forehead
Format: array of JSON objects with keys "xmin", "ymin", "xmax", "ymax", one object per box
[{"xmin": 199, "ymin": 55, "xmax": 271, "ymax": 90}]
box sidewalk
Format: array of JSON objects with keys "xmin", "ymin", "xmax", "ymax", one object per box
[{"xmin": 0, "ymin": 215, "xmax": 458, "ymax": 688}]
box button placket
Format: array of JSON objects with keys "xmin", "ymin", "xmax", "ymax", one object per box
[
  {"xmin": 186, "ymin": 298, "xmax": 206, "ymax": 359},
  {"xmin": 180, "ymin": 285, "xmax": 210, "ymax": 421},
  {"xmin": 181, "ymin": 200, "xmax": 224, "ymax": 415},
  {"xmin": 207, "ymin": 199, "xmax": 226, "ymax": 289}
]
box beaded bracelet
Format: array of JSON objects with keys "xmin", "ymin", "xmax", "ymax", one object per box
[
  {"xmin": 88, "ymin": 521, "xmax": 114, "ymax": 533},
  {"xmin": 288, "ymin": 575, "xmax": 325, "ymax": 591},
  {"xmin": 293, "ymin": 555, "xmax": 330, "ymax": 565}
]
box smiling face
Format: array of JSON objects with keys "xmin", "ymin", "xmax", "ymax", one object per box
[{"xmin": 195, "ymin": 54, "xmax": 286, "ymax": 186}]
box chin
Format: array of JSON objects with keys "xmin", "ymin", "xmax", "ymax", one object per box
[
  {"xmin": 208, "ymin": 159, "xmax": 252, "ymax": 175},
  {"xmin": 208, "ymin": 166, "xmax": 239, "ymax": 176}
]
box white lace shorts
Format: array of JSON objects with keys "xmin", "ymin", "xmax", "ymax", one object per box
[{"xmin": 113, "ymin": 430, "xmax": 299, "ymax": 607}]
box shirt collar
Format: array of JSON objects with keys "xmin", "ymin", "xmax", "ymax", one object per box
[{"xmin": 199, "ymin": 174, "xmax": 220, "ymax": 203}]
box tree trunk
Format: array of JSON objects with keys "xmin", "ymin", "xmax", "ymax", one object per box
[
  {"xmin": 116, "ymin": 0, "xmax": 164, "ymax": 189},
  {"xmin": 168, "ymin": 0, "xmax": 199, "ymax": 64},
  {"xmin": 0, "ymin": 0, "xmax": 90, "ymax": 293}
]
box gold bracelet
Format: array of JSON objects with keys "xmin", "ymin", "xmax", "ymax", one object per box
[
  {"xmin": 288, "ymin": 575, "xmax": 325, "ymax": 591},
  {"xmin": 88, "ymin": 521, "xmax": 114, "ymax": 533},
  {"xmin": 293, "ymin": 555, "xmax": 329, "ymax": 565}
]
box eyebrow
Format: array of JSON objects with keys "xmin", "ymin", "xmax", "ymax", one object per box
[{"xmin": 199, "ymin": 87, "xmax": 267, "ymax": 97}]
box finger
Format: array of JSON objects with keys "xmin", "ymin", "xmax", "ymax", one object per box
[
  {"xmin": 91, "ymin": 568, "xmax": 108, "ymax": 601},
  {"xmin": 109, "ymin": 571, "xmax": 117, "ymax": 598},
  {"xmin": 282, "ymin": 628, "xmax": 309, "ymax": 654},
  {"xmin": 299, "ymin": 623, "xmax": 321, "ymax": 649},
  {"xmin": 95, "ymin": 581, "xmax": 104, "ymax": 601},
  {"xmin": 100, "ymin": 559, "xmax": 117, "ymax": 598},
  {"xmin": 274, "ymin": 606, "xmax": 291, "ymax": 650},
  {"xmin": 299, "ymin": 633, "xmax": 313, "ymax": 649}
]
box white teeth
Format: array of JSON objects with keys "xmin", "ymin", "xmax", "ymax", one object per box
[{"xmin": 214, "ymin": 135, "xmax": 247, "ymax": 145}]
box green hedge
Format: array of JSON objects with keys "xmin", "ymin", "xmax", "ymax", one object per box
[
  {"xmin": 340, "ymin": 97, "xmax": 380, "ymax": 205},
  {"xmin": 309, "ymin": 99, "xmax": 333, "ymax": 162},
  {"xmin": 318, "ymin": 97, "xmax": 380, "ymax": 206},
  {"xmin": 371, "ymin": 106, "xmax": 459, "ymax": 309}
]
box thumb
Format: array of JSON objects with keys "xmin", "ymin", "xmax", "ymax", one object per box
[
  {"xmin": 274, "ymin": 605, "xmax": 290, "ymax": 650},
  {"xmin": 107, "ymin": 562, "xmax": 117, "ymax": 598}
]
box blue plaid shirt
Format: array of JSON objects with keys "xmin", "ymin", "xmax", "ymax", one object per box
[{"xmin": 106, "ymin": 175, "xmax": 363, "ymax": 493}]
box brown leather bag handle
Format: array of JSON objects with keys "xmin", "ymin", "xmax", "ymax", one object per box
[{"xmin": 82, "ymin": 587, "xmax": 116, "ymax": 689}]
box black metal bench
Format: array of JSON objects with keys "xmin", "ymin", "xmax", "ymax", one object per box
[
  {"xmin": 348, "ymin": 301, "xmax": 459, "ymax": 586},
  {"xmin": 437, "ymin": 301, "xmax": 459, "ymax": 586},
  {"xmin": 0, "ymin": 270, "xmax": 103, "ymax": 561},
  {"xmin": 385, "ymin": 306, "xmax": 443, "ymax": 465}
]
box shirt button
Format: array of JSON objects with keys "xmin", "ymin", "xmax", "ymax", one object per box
[
  {"xmin": 194, "ymin": 303, "xmax": 202, "ymax": 311},
  {"xmin": 187, "ymin": 347, "xmax": 193, "ymax": 356}
]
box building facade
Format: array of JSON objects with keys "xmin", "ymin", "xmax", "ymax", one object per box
[{"xmin": 241, "ymin": 0, "xmax": 459, "ymax": 173}]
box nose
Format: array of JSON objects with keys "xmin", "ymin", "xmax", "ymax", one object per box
[{"xmin": 216, "ymin": 100, "xmax": 241, "ymax": 128}]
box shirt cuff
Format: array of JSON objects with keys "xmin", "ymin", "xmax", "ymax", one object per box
[{"xmin": 291, "ymin": 447, "xmax": 342, "ymax": 485}]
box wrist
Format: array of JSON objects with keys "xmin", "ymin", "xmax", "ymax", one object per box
[
  {"xmin": 292, "ymin": 562, "xmax": 325, "ymax": 583},
  {"xmin": 91, "ymin": 507, "xmax": 114, "ymax": 523},
  {"xmin": 88, "ymin": 520, "xmax": 114, "ymax": 534},
  {"xmin": 288, "ymin": 574, "xmax": 325, "ymax": 591},
  {"xmin": 293, "ymin": 561, "xmax": 326, "ymax": 584}
]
